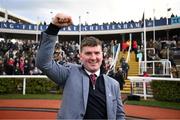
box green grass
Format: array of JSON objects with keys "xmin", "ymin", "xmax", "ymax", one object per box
[
  {"xmin": 0, "ymin": 94, "xmax": 62, "ymax": 100},
  {"xmin": 126, "ymin": 99, "xmax": 180, "ymax": 110}
]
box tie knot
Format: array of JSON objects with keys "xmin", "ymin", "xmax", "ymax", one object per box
[
  {"xmin": 90, "ymin": 74, "xmax": 97, "ymax": 90},
  {"xmin": 90, "ymin": 74, "xmax": 97, "ymax": 83}
]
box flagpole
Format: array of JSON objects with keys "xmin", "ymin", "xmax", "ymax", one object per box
[
  {"xmin": 79, "ymin": 16, "xmax": 81, "ymax": 53},
  {"xmin": 166, "ymin": 7, "xmax": 171, "ymax": 41},
  {"xmin": 166, "ymin": 4, "xmax": 171, "ymax": 25},
  {"xmin": 143, "ymin": 11, "xmax": 147, "ymax": 72},
  {"xmin": 166, "ymin": 10, "xmax": 169, "ymax": 25},
  {"xmin": 153, "ymin": 8, "xmax": 156, "ymax": 42},
  {"xmin": 36, "ymin": 16, "xmax": 39, "ymax": 43},
  {"xmin": 166, "ymin": 4, "xmax": 168, "ymax": 25}
]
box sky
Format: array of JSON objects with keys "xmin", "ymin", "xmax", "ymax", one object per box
[{"xmin": 0, "ymin": 0, "xmax": 180, "ymax": 25}]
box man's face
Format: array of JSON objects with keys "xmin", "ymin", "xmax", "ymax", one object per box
[{"xmin": 80, "ymin": 45, "xmax": 103, "ymax": 73}]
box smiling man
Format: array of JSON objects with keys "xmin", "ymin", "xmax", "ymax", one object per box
[
  {"xmin": 36, "ymin": 13, "xmax": 125, "ymax": 119},
  {"xmin": 80, "ymin": 37, "xmax": 103, "ymax": 73}
]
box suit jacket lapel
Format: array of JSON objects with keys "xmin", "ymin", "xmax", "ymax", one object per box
[
  {"xmin": 103, "ymin": 74, "xmax": 112, "ymax": 119},
  {"xmin": 82, "ymin": 75, "xmax": 89, "ymax": 110}
]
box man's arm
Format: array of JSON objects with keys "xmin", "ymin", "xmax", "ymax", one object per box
[{"xmin": 36, "ymin": 13, "xmax": 73, "ymax": 85}]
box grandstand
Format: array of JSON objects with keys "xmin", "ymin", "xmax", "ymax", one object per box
[
  {"xmin": 0, "ymin": 9, "xmax": 180, "ymax": 95},
  {"xmin": 0, "ymin": 8, "xmax": 35, "ymax": 24}
]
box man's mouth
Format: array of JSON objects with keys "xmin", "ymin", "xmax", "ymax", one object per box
[{"xmin": 89, "ymin": 61, "xmax": 97, "ymax": 65}]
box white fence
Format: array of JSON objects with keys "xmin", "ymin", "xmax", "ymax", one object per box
[
  {"xmin": 139, "ymin": 60, "xmax": 172, "ymax": 77},
  {"xmin": 128, "ymin": 76, "xmax": 180, "ymax": 100},
  {"xmin": 1, "ymin": 75, "xmax": 180, "ymax": 99},
  {"xmin": 0, "ymin": 75, "xmax": 48, "ymax": 95}
]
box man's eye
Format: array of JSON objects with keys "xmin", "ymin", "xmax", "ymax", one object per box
[
  {"xmin": 85, "ymin": 52, "xmax": 91, "ymax": 55},
  {"xmin": 95, "ymin": 52, "xmax": 100, "ymax": 55}
]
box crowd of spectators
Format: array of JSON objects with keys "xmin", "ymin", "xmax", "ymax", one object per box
[
  {"xmin": 1, "ymin": 34, "xmax": 179, "ymax": 79},
  {"xmin": 137, "ymin": 35, "xmax": 180, "ymax": 78},
  {"xmin": 0, "ymin": 40, "xmax": 39, "ymax": 75},
  {"xmin": 0, "ymin": 38, "xmax": 115, "ymax": 76}
]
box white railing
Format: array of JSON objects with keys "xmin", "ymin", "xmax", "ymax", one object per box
[
  {"xmin": 113, "ymin": 43, "xmax": 121, "ymax": 71},
  {"xmin": 0, "ymin": 75, "xmax": 48, "ymax": 95},
  {"xmin": 139, "ymin": 60, "xmax": 172, "ymax": 78},
  {"xmin": 126, "ymin": 41, "xmax": 131, "ymax": 63},
  {"xmin": 106, "ymin": 43, "xmax": 120, "ymax": 75},
  {"xmin": 128, "ymin": 76, "xmax": 180, "ymax": 100}
]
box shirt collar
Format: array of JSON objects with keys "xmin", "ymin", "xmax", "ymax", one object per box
[{"xmin": 85, "ymin": 69, "xmax": 100, "ymax": 77}]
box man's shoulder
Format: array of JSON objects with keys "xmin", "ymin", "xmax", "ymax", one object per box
[{"xmin": 104, "ymin": 74, "xmax": 119, "ymax": 85}]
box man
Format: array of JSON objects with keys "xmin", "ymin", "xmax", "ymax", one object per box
[
  {"xmin": 121, "ymin": 60, "xmax": 129, "ymax": 79},
  {"xmin": 36, "ymin": 13, "xmax": 125, "ymax": 119},
  {"xmin": 114, "ymin": 67, "xmax": 125, "ymax": 90}
]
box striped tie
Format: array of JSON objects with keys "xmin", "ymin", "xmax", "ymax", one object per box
[{"xmin": 90, "ymin": 74, "xmax": 97, "ymax": 90}]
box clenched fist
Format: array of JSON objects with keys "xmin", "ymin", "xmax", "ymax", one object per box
[{"xmin": 52, "ymin": 13, "xmax": 73, "ymax": 27}]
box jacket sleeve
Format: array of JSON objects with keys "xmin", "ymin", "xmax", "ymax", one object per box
[
  {"xmin": 36, "ymin": 32, "xmax": 70, "ymax": 85},
  {"xmin": 116, "ymin": 84, "xmax": 126, "ymax": 120}
]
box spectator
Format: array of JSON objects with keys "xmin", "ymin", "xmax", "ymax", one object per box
[
  {"xmin": 171, "ymin": 65, "xmax": 179, "ymax": 78},
  {"xmin": 132, "ymin": 40, "xmax": 138, "ymax": 54},
  {"xmin": 120, "ymin": 55, "xmax": 125, "ymax": 63},
  {"xmin": 14, "ymin": 63, "xmax": 21, "ymax": 75},
  {"xmin": 126, "ymin": 40, "xmax": 130, "ymax": 51},
  {"xmin": 19, "ymin": 57, "xmax": 25, "ymax": 74},
  {"xmin": 147, "ymin": 39, "xmax": 154, "ymax": 48},
  {"xmin": 136, "ymin": 50, "xmax": 143, "ymax": 62},
  {"xmin": 5, "ymin": 57, "xmax": 14, "ymax": 75},
  {"xmin": 122, "ymin": 40, "xmax": 127, "ymax": 53},
  {"xmin": 24, "ymin": 59, "xmax": 30, "ymax": 75},
  {"xmin": 114, "ymin": 67, "xmax": 125, "ymax": 90},
  {"xmin": 169, "ymin": 56, "xmax": 176, "ymax": 67},
  {"xmin": 121, "ymin": 60, "xmax": 129, "ymax": 79},
  {"xmin": 155, "ymin": 62, "xmax": 163, "ymax": 74},
  {"xmin": 143, "ymin": 71, "xmax": 149, "ymax": 77}
]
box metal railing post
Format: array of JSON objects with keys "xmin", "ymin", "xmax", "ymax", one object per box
[
  {"xmin": 143, "ymin": 79, "xmax": 147, "ymax": 100},
  {"xmin": 23, "ymin": 78, "xmax": 26, "ymax": 95}
]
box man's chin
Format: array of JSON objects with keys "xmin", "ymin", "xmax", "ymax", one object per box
[{"xmin": 89, "ymin": 68, "xmax": 98, "ymax": 72}]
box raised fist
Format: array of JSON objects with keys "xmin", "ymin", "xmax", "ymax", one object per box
[{"xmin": 52, "ymin": 13, "xmax": 73, "ymax": 27}]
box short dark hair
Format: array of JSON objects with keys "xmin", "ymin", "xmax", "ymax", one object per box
[{"xmin": 80, "ymin": 36, "xmax": 102, "ymax": 52}]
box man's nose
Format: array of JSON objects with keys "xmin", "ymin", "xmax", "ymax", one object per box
[{"xmin": 90, "ymin": 53, "xmax": 96, "ymax": 59}]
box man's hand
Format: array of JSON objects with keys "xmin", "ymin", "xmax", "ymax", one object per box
[{"xmin": 52, "ymin": 13, "xmax": 73, "ymax": 27}]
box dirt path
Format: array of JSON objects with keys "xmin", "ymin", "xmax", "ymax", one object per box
[{"xmin": 0, "ymin": 99, "xmax": 180, "ymax": 119}]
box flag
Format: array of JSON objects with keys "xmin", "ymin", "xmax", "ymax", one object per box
[
  {"xmin": 167, "ymin": 8, "xmax": 171, "ymax": 11},
  {"xmin": 141, "ymin": 12, "xmax": 145, "ymax": 27}
]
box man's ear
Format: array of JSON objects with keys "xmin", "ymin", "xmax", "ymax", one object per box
[{"xmin": 79, "ymin": 53, "xmax": 82, "ymax": 61}]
